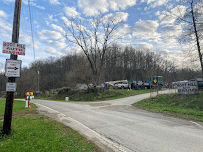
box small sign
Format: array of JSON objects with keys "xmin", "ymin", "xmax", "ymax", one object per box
[
  {"xmin": 2, "ymin": 41, "xmax": 25, "ymax": 55},
  {"xmin": 6, "ymin": 82, "xmax": 17, "ymax": 92},
  {"xmin": 5, "ymin": 59, "xmax": 22, "ymax": 77},
  {"xmin": 177, "ymin": 81, "xmax": 198, "ymax": 94}
]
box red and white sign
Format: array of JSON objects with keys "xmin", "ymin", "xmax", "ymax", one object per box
[
  {"xmin": 5, "ymin": 59, "xmax": 22, "ymax": 77},
  {"xmin": 2, "ymin": 41, "xmax": 25, "ymax": 55}
]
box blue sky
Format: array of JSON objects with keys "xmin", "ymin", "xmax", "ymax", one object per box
[{"xmin": 0, "ymin": 0, "xmax": 192, "ymax": 70}]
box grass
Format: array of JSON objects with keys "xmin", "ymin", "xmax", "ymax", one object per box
[
  {"xmin": 70, "ymin": 89, "xmax": 151, "ymax": 101},
  {"xmin": 0, "ymin": 99, "xmax": 37, "ymax": 115},
  {"xmin": 35, "ymin": 89, "xmax": 151, "ymax": 102},
  {"xmin": 0, "ymin": 99, "xmax": 102, "ymax": 152},
  {"xmin": 133, "ymin": 90, "xmax": 203, "ymax": 122}
]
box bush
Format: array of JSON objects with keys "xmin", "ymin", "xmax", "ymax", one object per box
[
  {"xmin": 57, "ymin": 87, "xmax": 78, "ymax": 97},
  {"xmin": 58, "ymin": 87, "xmax": 71, "ymax": 94}
]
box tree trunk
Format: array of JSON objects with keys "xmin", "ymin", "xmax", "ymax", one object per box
[{"xmin": 191, "ymin": 2, "xmax": 203, "ymax": 78}]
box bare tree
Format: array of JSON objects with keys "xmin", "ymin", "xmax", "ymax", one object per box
[
  {"xmin": 164, "ymin": 0, "xmax": 203, "ymax": 77},
  {"xmin": 63, "ymin": 15, "xmax": 124, "ymax": 85},
  {"xmin": 65, "ymin": 55, "xmax": 94, "ymax": 89},
  {"xmin": 15, "ymin": 68, "xmax": 38, "ymax": 97}
]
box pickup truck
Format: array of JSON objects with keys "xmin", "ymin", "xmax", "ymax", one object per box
[{"xmin": 116, "ymin": 82, "xmax": 129, "ymax": 88}]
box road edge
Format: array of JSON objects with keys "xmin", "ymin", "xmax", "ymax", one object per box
[{"xmin": 34, "ymin": 103, "xmax": 134, "ymax": 152}]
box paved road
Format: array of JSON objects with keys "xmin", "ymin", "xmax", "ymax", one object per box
[{"xmin": 25, "ymin": 89, "xmax": 203, "ymax": 152}]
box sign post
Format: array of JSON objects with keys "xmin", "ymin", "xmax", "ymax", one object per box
[{"xmin": 2, "ymin": 0, "xmax": 22, "ymax": 136}]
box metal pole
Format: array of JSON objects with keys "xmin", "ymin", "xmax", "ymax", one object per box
[
  {"xmin": 157, "ymin": 77, "xmax": 158, "ymax": 95},
  {"xmin": 38, "ymin": 70, "xmax": 39, "ymax": 91},
  {"xmin": 2, "ymin": 0, "xmax": 22, "ymax": 135}
]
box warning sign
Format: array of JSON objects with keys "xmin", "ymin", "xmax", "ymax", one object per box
[{"xmin": 2, "ymin": 41, "xmax": 25, "ymax": 55}]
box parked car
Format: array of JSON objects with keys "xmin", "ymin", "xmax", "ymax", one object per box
[{"xmin": 117, "ymin": 82, "xmax": 129, "ymax": 88}]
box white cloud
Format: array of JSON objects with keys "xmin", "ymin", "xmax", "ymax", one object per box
[
  {"xmin": 22, "ymin": 0, "xmax": 36, "ymax": 6},
  {"xmin": 20, "ymin": 34, "xmax": 31, "ymax": 44},
  {"xmin": 135, "ymin": 42, "xmax": 153, "ymax": 49},
  {"xmin": 155, "ymin": 11, "xmax": 160, "ymax": 16},
  {"xmin": 115, "ymin": 12, "xmax": 129, "ymax": 22},
  {"xmin": 158, "ymin": 13, "xmax": 175, "ymax": 25},
  {"xmin": 64, "ymin": 44, "xmax": 82, "ymax": 54},
  {"xmin": 134, "ymin": 19, "xmax": 159, "ymax": 33},
  {"xmin": 36, "ymin": 5, "xmax": 45, "ymax": 10},
  {"xmin": 0, "ymin": 30, "xmax": 11, "ymax": 39},
  {"xmin": 45, "ymin": 47, "xmax": 65, "ymax": 56},
  {"xmin": 18, "ymin": 34, "xmax": 41, "ymax": 50},
  {"xmin": 0, "ymin": 10, "xmax": 7, "ymax": 18},
  {"xmin": 45, "ymin": 40, "xmax": 67, "ymax": 49},
  {"xmin": 33, "ymin": 41, "xmax": 41, "ymax": 50},
  {"xmin": 102, "ymin": 12, "xmax": 129, "ymax": 23},
  {"xmin": 113, "ymin": 24, "xmax": 131, "ymax": 38},
  {"xmin": 160, "ymin": 49, "xmax": 171, "ymax": 54},
  {"xmin": 64, "ymin": 6, "xmax": 80, "ymax": 18},
  {"xmin": 61, "ymin": 17, "xmax": 71, "ymax": 27},
  {"xmin": 159, "ymin": 5, "xmax": 187, "ymax": 25},
  {"xmin": 38, "ymin": 30, "xmax": 63, "ymax": 40},
  {"xmin": 3, "ymin": 0, "xmax": 14, "ymax": 3},
  {"xmin": 45, "ymin": 21, "xmax": 50, "ymax": 26},
  {"xmin": 50, "ymin": 24, "xmax": 65, "ymax": 33},
  {"xmin": 109, "ymin": 0, "xmax": 137, "ymax": 11},
  {"xmin": 0, "ymin": 18, "xmax": 12, "ymax": 31},
  {"xmin": 150, "ymin": 0, "xmax": 168, "ymax": 8},
  {"xmin": 46, "ymin": 14, "xmax": 58, "ymax": 22},
  {"xmin": 161, "ymin": 24, "xmax": 182, "ymax": 37},
  {"xmin": 78, "ymin": 0, "xmax": 137, "ymax": 16},
  {"xmin": 6, "ymin": 0, "xmax": 44, "ymax": 10},
  {"xmin": 49, "ymin": 0, "xmax": 61, "ymax": 5},
  {"xmin": 132, "ymin": 19, "xmax": 160, "ymax": 40},
  {"xmin": 195, "ymin": 2, "xmax": 203, "ymax": 14},
  {"xmin": 78, "ymin": 0, "xmax": 109, "ymax": 16},
  {"xmin": 141, "ymin": 0, "xmax": 168, "ymax": 8},
  {"xmin": 162, "ymin": 37, "xmax": 179, "ymax": 48}
]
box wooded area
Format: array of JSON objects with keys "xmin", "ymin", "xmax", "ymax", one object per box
[
  {"xmin": 0, "ymin": 44, "xmax": 201, "ymax": 97},
  {"xmin": 1, "ymin": 1, "xmax": 202, "ymax": 98}
]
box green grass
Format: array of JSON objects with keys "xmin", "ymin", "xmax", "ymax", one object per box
[
  {"xmin": 0, "ymin": 99, "xmax": 37, "ymax": 115},
  {"xmin": 70, "ymin": 89, "xmax": 151, "ymax": 102},
  {"xmin": 35, "ymin": 89, "xmax": 151, "ymax": 102},
  {"xmin": 0, "ymin": 116, "xmax": 101, "ymax": 152},
  {"xmin": 133, "ymin": 91, "xmax": 203, "ymax": 122},
  {"xmin": 0, "ymin": 100, "xmax": 102, "ymax": 151}
]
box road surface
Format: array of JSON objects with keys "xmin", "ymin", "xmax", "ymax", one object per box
[{"xmin": 23, "ymin": 89, "xmax": 203, "ymax": 152}]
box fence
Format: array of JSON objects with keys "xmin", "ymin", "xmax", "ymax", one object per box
[{"xmin": 150, "ymin": 84, "xmax": 175, "ymax": 98}]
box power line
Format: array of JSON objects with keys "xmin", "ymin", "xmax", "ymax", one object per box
[
  {"xmin": 21, "ymin": 5, "xmax": 28, "ymax": 36},
  {"xmin": 28, "ymin": 0, "xmax": 35, "ymax": 60}
]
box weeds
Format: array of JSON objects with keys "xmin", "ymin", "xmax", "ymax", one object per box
[{"xmin": 134, "ymin": 91, "xmax": 203, "ymax": 121}]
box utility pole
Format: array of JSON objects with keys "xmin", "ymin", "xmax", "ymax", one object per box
[
  {"xmin": 37, "ymin": 70, "xmax": 39, "ymax": 91},
  {"xmin": 2, "ymin": 0, "xmax": 22, "ymax": 135}
]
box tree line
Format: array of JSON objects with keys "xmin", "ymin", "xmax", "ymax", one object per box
[{"xmin": 0, "ymin": 44, "xmax": 201, "ymax": 97}]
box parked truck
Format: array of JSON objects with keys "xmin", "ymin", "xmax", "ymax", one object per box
[
  {"xmin": 189, "ymin": 78, "xmax": 203, "ymax": 90},
  {"xmin": 145, "ymin": 76, "xmax": 163, "ymax": 89},
  {"xmin": 128, "ymin": 76, "xmax": 163, "ymax": 89}
]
